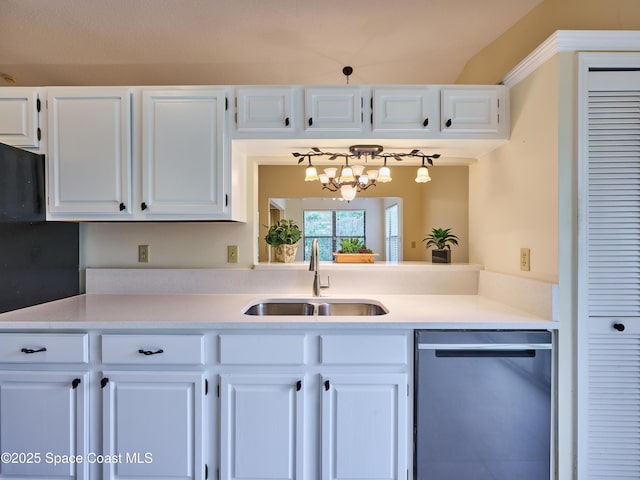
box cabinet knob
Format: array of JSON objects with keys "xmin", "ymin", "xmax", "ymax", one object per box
[
  {"xmin": 72, "ymin": 378, "xmax": 81, "ymax": 389},
  {"xmin": 285, "ymin": 117, "xmax": 290, "ymax": 127},
  {"xmin": 324, "ymin": 380, "xmax": 330, "ymax": 391},
  {"xmin": 613, "ymin": 323, "xmax": 626, "ymax": 332},
  {"xmin": 101, "ymin": 377, "xmax": 109, "ymax": 388},
  {"xmin": 423, "ymin": 118, "xmax": 429, "ymax": 127},
  {"xmin": 308, "ymin": 117, "xmax": 313, "ymax": 127},
  {"xmin": 445, "ymin": 118, "xmax": 452, "ymax": 128},
  {"xmin": 141, "ymin": 202, "xmax": 147, "ymax": 211},
  {"xmin": 119, "ymin": 203, "xmax": 126, "ymax": 211},
  {"xmin": 296, "ymin": 380, "xmax": 302, "ymax": 391}
]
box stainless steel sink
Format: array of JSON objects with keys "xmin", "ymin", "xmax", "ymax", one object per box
[
  {"xmin": 316, "ymin": 301, "xmax": 387, "ymax": 316},
  {"xmin": 243, "ymin": 301, "xmax": 314, "ymax": 316},
  {"xmin": 243, "ymin": 299, "xmax": 388, "ymax": 316}
]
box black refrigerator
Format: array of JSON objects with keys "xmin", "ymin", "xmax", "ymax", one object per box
[{"xmin": 0, "ymin": 142, "xmax": 79, "ymax": 313}]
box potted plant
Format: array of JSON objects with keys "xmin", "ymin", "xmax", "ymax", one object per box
[
  {"xmin": 333, "ymin": 238, "xmax": 379, "ymax": 263},
  {"xmin": 422, "ymin": 227, "xmax": 459, "ymax": 263},
  {"xmin": 264, "ymin": 219, "xmax": 302, "ymax": 263}
]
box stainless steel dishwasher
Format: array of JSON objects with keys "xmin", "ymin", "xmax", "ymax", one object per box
[{"xmin": 414, "ymin": 330, "xmax": 552, "ymax": 480}]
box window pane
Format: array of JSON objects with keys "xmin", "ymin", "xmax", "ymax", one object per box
[
  {"xmin": 386, "ymin": 204, "xmax": 399, "ymax": 261},
  {"xmin": 304, "ymin": 211, "xmax": 332, "ymax": 236},
  {"xmin": 336, "ymin": 210, "xmax": 365, "ymax": 236},
  {"xmin": 304, "ymin": 237, "xmax": 334, "ymax": 261}
]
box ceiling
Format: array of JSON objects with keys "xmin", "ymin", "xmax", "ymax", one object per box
[{"xmin": 0, "ymin": 0, "xmax": 542, "ymax": 87}]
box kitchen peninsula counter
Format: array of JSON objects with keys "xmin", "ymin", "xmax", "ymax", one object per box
[{"xmin": 0, "ymin": 267, "xmax": 558, "ymax": 330}]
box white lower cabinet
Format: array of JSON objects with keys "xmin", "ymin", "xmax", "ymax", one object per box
[
  {"xmin": 321, "ymin": 374, "xmax": 407, "ymax": 480},
  {"xmin": 100, "ymin": 371, "xmax": 206, "ymax": 480},
  {"xmin": 0, "ymin": 371, "xmax": 88, "ymax": 479},
  {"xmin": 0, "ymin": 330, "xmax": 410, "ymax": 480},
  {"xmin": 218, "ymin": 332, "xmax": 410, "ymax": 480},
  {"xmin": 220, "ymin": 374, "xmax": 304, "ymax": 480}
]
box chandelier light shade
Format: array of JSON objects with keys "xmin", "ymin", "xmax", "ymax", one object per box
[
  {"xmin": 305, "ymin": 165, "xmax": 319, "ymax": 181},
  {"xmin": 292, "ymin": 145, "xmax": 439, "ymax": 200},
  {"xmin": 415, "ymin": 166, "xmax": 431, "ymax": 183},
  {"xmin": 377, "ymin": 163, "xmax": 392, "ymax": 183}
]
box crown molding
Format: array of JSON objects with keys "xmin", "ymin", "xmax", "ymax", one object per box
[{"xmin": 502, "ymin": 30, "xmax": 640, "ymax": 87}]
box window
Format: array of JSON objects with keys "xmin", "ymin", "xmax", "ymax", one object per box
[
  {"xmin": 303, "ymin": 210, "xmax": 365, "ymax": 261},
  {"xmin": 385, "ymin": 204, "xmax": 399, "ymax": 261}
]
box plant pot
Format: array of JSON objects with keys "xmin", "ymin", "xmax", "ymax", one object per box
[
  {"xmin": 273, "ymin": 243, "xmax": 299, "ymax": 263},
  {"xmin": 431, "ymin": 249, "xmax": 451, "ymax": 263},
  {"xmin": 333, "ymin": 253, "xmax": 379, "ymax": 264}
]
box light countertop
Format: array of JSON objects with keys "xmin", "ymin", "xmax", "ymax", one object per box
[{"xmin": 0, "ymin": 292, "xmax": 557, "ymax": 331}]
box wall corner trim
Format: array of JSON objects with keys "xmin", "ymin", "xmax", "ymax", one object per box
[{"xmin": 502, "ymin": 30, "xmax": 640, "ymax": 88}]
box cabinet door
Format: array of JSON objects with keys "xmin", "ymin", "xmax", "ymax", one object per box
[
  {"xmin": 236, "ymin": 87, "xmax": 294, "ymax": 131},
  {"xmin": 220, "ymin": 374, "xmax": 304, "ymax": 480},
  {"xmin": 141, "ymin": 89, "xmax": 227, "ymax": 218},
  {"xmin": 101, "ymin": 371, "xmax": 205, "ymax": 480},
  {"xmin": 305, "ymin": 87, "xmax": 363, "ymax": 131},
  {"xmin": 440, "ymin": 87, "xmax": 502, "ymax": 135},
  {"xmin": 579, "ymin": 66, "xmax": 640, "ymax": 478},
  {"xmin": 0, "ymin": 88, "xmax": 41, "ymax": 148},
  {"xmin": 47, "ymin": 88, "xmax": 132, "ymax": 219},
  {"xmin": 0, "ymin": 371, "xmax": 88, "ymax": 479},
  {"xmin": 372, "ymin": 87, "xmax": 438, "ymax": 133},
  {"xmin": 321, "ymin": 373, "xmax": 407, "ymax": 480}
]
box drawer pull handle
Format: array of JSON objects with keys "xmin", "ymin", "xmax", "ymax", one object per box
[
  {"xmin": 138, "ymin": 348, "xmax": 164, "ymax": 356},
  {"xmin": 21, "ymin": 347, "xmax": 46, "ymax": 354}
]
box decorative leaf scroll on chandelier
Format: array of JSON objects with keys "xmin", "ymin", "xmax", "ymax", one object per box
[{"xmin": 292, "ymin": 145, "xmax": 440, "ymax": 201}]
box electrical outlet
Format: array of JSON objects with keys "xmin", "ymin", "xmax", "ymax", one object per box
[
  {"xmin": 138, "ymin": 244, "xmax": 150, "ymax": 263},
  {"xmin": 227, "ymin": 245, "xmax": 238, "ymax": 263},
  {"xmin": 520, "ymin": 248, "xmax": 530, "ymax": 272}
]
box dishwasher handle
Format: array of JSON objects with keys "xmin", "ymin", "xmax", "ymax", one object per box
[{"xmin": 418, "ymin": 343, "xmax": 551, "ymax": 358}]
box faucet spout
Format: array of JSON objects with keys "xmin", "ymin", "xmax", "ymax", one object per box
[{"xmin": 309, "ymin": 239, "xmax": 329, "ymax": 296}]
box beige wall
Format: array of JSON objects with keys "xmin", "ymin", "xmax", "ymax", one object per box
[
  {"xmin": 456, "ymin": 0, "xmax": 640, "ymax": 84},
  {"xmin": 469, "ymin": 57, "xmax": 559, "ymax": 282},
  {"xmin": 258, "ymin": 165, "xmax": 469, "ymax": 263}
]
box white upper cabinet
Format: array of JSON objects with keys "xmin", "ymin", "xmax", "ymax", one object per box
[
  {"xmin": 235, "ymin": 87, "xmax": 295, "ymax": 131},
  {"xmin": 440, "ymin": 86, "xmax": 506, "ymax": 136},
  {"xmin": 305, "ymin": 87, "xmax": 364, "ymax": 132},
  {"xmin": 44, "ymin": 87, "xmax": 246, "ymax": 222},
  {"xmin": 0, "ymin": 88, "xmax": 42, "ymax": 149},
  {"xmin": 141, "ymin": 89, "xmax": 227, "ymax": 218},
  {"xmin": 372, "ymin": 87, "xmax": 439, "ymax": 133},
  {"xmin": 46, "ymin": 88, "xmax": 132, "ymax": 220}
]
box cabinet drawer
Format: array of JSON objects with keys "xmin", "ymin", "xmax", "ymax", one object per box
[
  {"xmin": 0, "ymin": 333, "xmax": 88, "ymax": 363},
  {"xmin": 101, "ymin": 334, "xmax": 205, "ymax": 365},
  {"xmin": 321, "ymin": 334, "xmax": 408, "ymax": 365},
  {"xmin": 219, "ymin": 334, "xmax": 305, "ymax": 365}
]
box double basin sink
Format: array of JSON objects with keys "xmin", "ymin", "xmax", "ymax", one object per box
[{"xmin": 243, "ymin": 298, "xmax": 388, "ymax": 316}]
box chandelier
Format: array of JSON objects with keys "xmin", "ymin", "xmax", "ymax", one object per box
[{"xmin": 292, "ymin": 145, "xmax": 440, "ymax": 201}]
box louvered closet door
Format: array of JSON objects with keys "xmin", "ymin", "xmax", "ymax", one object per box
[{"xmin": 581, "ymin": 67, "xmax": 640, "ymax": 479}]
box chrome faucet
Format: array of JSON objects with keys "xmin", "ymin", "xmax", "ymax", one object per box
[{"xmin": 309, "ymin": 239, "xmax": 330, "ymax": 296}]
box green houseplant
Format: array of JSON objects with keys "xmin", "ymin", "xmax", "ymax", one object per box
[
  {"xmin": 333, "ymin": 238, "xmax": 378, "ymax": 263},
  {"xmin": 422, "ymin": 227, "xmax": 459, "ymax": 263},
  {"xmin": 264, "ymin": 219, "xmax": 302, "ymax": 263}
]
